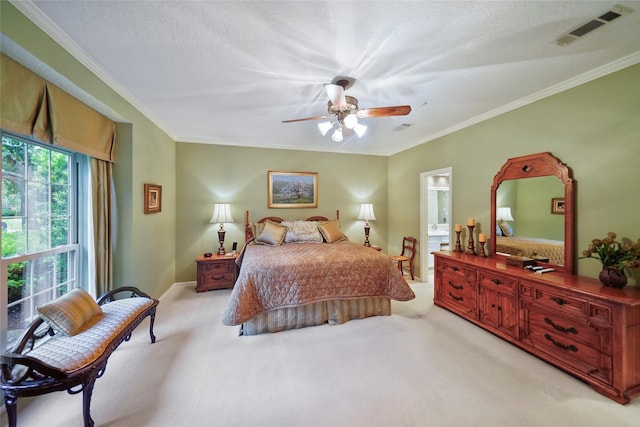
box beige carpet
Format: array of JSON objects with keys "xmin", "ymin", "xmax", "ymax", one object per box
[{"xmin": 7, "ymin": 279, "xmax": 640, "ymax": 427}]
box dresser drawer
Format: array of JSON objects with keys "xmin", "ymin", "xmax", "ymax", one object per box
[
  {"xmin": 520, "ymin": 284, "xmax": 587, "ymax": 320},
  {"xmin": 438, "ymin": 260, "xmax": 474, "ymax": 281},
  {"xmin": 436, "ymin": 272, "xmax": 477, "ymax": 317},
  {"xmin": 525, "ymin": 305, "xmax": 611, "ymax": 353},
  {"xmin": 523, "ymin": 320, "xmax": 612, "ymax": 384},
  {"xmin": 478, "ymin": 271, "xmax": 516, "ymax": 293}
]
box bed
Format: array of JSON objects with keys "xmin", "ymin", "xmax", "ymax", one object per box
[
  {"xmin": 221, "ymin": 211, "xmax": 415, "ymax": 335},
  {"xmin": 496, "ymin": 235, "xmax": 564, "ymax": 265}
]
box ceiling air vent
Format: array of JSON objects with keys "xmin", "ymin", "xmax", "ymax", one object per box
[
  {"xmin": 392, "ymin": 124, "xmax": 413, "ymax": 132},
  {"xmin": 556, "ymin": 4, "xmax": 633, "ymax": 46}
]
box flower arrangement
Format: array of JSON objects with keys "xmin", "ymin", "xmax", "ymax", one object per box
[{"xmin": 580, "ymin": 232, "xmax": 640, "ymax": 272}]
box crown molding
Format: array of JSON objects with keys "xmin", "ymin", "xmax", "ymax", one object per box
[{"xmin": 9, "ymin": 0, "xmax": 176, "ymax": 139}]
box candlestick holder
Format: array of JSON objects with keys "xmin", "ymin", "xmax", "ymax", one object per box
[
  {"xmin": 454, "ymin": 230, "xmax": 463, "ymax": 252},
  {"xmin": 479, "ymin": 241, "xmax": 487, "ymax": 257},
  {"xmin": 466, "ymin": 225, "xmax": 476, "ymax": 255}
]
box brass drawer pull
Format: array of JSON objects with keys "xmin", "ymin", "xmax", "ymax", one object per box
[
  {"xmin": 544, "ymin": 334, "xmax": 578, "ymax": 352},
  {"xmin": 448, "ymin": 280, "xmax": 464, "ymax": 290},
  {"xmin": 209, "ymin": 275, "xmax": 225, "ymax": 280},
  {"xmin": 450, "ymin": 266, "xmax": 460, "ymax": 272},
  {"xmin": 491, "ymin": 278, "xmax": 502, "ymax": 285},
  {"xmin": 448, "ymin": 292, "xmax": 464, "ymax": 302},
  {"xmin": 550, "ymin": 297, "xmax": 569, "ymax": 306},
  {"xmin": 544, "ymin": 317, "xmax": 578, "ymax": 335}
]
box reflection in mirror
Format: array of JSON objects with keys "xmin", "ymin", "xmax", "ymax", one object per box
[
  {"xmin": 495, "ymin": 176, "xmax": 565, "ymax": 265},
  {"xmin": 490, "ymin": 152, "xmax": 574, "ymax": 274}
]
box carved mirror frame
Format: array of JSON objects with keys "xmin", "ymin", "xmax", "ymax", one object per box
[{"xmin": 490, "ymin": 152, "xmax": 575, "ymax": 274}]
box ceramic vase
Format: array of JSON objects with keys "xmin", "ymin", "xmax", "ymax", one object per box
[{"xmin": 599, "ymin": 266, "xmax": 628, "ymax": 289}]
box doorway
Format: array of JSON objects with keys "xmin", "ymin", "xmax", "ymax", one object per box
[{"xmin": 419, "ymin": 167, "xmax": 452, "ymax": 280}]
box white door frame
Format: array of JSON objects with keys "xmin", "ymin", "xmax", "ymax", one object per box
[{"xmin": 419, "ymin": 167, "xmax": 453, "ymax": 281}]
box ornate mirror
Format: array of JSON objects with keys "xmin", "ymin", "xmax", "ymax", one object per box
[{"xmin": 490, "ymin": 152, "xmax": 574, "ymax": 273}]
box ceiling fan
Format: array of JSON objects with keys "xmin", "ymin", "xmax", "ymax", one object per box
[{"xmin": 282, "ymin": 79, "xmax": 412, "ymax": 142}]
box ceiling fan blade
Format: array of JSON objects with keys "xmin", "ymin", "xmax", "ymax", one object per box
[
  {"xmin": 282, "ymin": 115, "xmax": 329, "ymax": 123},
  {"xmin": 358, "ymin": 105, "xmax": 412, "ymax": 118},
  {"xmin": 324, "ymin": 84, "xmax": 347, "ymax": 108}
]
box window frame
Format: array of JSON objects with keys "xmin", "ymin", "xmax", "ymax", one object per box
[{"xmin": 1, "ymin": 131, "xmax": 85, "ymax": 350}]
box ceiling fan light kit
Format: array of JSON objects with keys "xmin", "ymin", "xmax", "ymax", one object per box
[{"xmin": 283, "ymin": 79, "xmax": 411, "ymax": 143}]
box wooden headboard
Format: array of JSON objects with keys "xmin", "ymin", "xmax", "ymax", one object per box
[{"xmin": 244, "ymin": 210, "xmax": 340, "ymax": 242}]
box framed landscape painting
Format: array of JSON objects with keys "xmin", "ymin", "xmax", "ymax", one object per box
[{"xmin": 268, "ymin": 171, "xmax": 318, "ymax": 208}]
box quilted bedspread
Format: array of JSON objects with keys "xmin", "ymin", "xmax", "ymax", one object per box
[{"xmin": 222, "ymin": 240, "xmax": 415, "ymax": 325}]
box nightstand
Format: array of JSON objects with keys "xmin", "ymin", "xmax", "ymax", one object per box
[{"xmin": 195, "ymin": 253, "xmax": 238, "ymax": 292}]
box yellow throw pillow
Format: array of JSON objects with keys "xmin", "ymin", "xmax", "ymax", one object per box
[
  {"xmin": 256, "ymin": 220, "xmax": 287, "ymax": 246},
  {"xmin": 37, "ymin": 288, "xmax": 103, "ymax": 336},
  {"xmin": 318, "ymin": 219, "xmax": 347, "ymax": 243}
]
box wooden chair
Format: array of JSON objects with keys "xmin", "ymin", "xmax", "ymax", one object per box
[{"xmin": 389, "ymin": 236, "xmax": 417, "ymax": 280}]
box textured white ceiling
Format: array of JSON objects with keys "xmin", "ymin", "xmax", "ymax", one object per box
[{"xmin": 11, "ymin": 1, "xmax": 640, "ymax": 155}]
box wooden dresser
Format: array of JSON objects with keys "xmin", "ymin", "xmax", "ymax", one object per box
[{"xmin": 434, "ymin": 251, "xmax": 640, "ymax": 404}]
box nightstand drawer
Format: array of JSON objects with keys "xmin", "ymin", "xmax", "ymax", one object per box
[
  {"xmin": 201, "ymin": 272, "xmax": 235, "ymax": 286},
  {"xmin": 202, "ymin": 260, "xmax": 235, "ymax": 273}
]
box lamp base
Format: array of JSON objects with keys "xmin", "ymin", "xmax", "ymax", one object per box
[
  {"xmin": 217, "ymin": 230, "xmax": 226, "ymax": 255},
  {"xmin": 363, "ymin": 223, "xmax": 371, "ymax": 247}
]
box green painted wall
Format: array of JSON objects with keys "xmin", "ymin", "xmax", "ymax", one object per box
[
  {"xmin": 1, "ymin": 2, "xmax": 176, "ymax": 298},
  {"xmin": 3, "ymin": 2, "xmax": 639, "ymax": 290},
  {"xmin": 389, "ymin": 63, "xmax": 640, "ymax": 284},
  {"xmin": 175, "ymin": 143, "xmax": 388, "ymax": 281}
]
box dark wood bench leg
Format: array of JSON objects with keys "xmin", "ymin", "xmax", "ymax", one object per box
[
  {"xmin": 82, "ymin": 380, "xmax": 96, "ymax": 427},
  {"xmin": 149, "ymin": 308, "xmax": 157, "ymax": 343},
  {"xmin": 3, "ymin": 392, "xmax": 18, "ymax": 427}
]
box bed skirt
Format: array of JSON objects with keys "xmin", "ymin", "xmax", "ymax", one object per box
[{"xmin": 240, "ymin": 297, "xmax": 391, "ymax": 336}]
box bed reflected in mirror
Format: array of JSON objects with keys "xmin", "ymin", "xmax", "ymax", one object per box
[
  {"xmin": 490, "ymin": 152, "xmax": 574, "ymax": 273},
  {"xmin": 495, "ymin": 175, "xmax": 565, "ymax": 265}
]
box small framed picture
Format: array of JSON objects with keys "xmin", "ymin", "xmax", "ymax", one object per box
[
  {"xmin": 551, "ymin": 197, "xmax": 565, "ymax": 214},
  {"xmin": 144, "ymin": 184, "xmax": 162, "ymax": 214},
  {"xmin": 268, "ymin": 171, "xmax": 318, "ymax": 208}
]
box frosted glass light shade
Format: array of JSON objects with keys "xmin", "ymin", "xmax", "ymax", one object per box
[
  {"xmin": 343, "ymin": 114, "xmax": 358, "ymax": 129},
  {"xmin": 318, "ymin": 121, "xmax": 333, "ymax": 136},
  {"xmin": 354, "ymin": 123, "xmax": 367, "ymax": 137},
  {"xmin": 331, "ymin": 128, "xmax": 343, "ymax": 142}
]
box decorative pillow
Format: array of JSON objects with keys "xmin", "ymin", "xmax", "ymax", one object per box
[
  {"xmin": 318, "ymin": 219, "xmax": 347, "ymax": 243},
  {"xmin": 256, "ymin": 220, "xmax": 287, "ymax": 246},
  {"xmin": 282, "ymin": 220, "xmax": 323, "ymax": 243},
  {"xmin": 496, "ymin": 222, "xmax": 503, "ymax": 237},
  {"xmin": 37, "ymin": 288, "xmax": 103, "ymax": 336},
  {"xmin": 251, "ymin": 222, "xmax": 267, "ymax": 240},
  {"xmin": 498, "ymin": 221, "xmax": 513, "ymax": 237}
]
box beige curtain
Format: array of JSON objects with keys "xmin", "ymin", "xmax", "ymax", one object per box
[
  {"xmin": 91, "ymin": 158, "xmax": 114, "ymax": 295},
  {"xmin": 0, "ymin": 54, "xmax": 50, "ymax": 142},
  {"xmin": 0, "ymin": 54, "xmax": 116, "ymax": 161},
  {"xmin": 2, "ymin": 53, "xmax": 117, "ymax": 294}
]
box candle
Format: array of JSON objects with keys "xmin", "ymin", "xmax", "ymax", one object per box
[
  {"xmin": 455, "ymin": 224, "xmax": 462, "ymax": 232},
  {"xmin": 478, "ymin": 233, "xmax": 487, "ymax": 243},
  {"xmin": 467, "ymin": 218, "xmax": 475, "ymax": 226}
]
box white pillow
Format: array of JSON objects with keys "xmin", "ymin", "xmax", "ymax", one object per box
[{"xmin": 282, "ymin": 220, "xmax": 323, "ymax": 243}]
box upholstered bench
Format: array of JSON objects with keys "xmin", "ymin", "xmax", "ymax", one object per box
[{"xmin": 1, "ymin": 286, "xmax": 159, "ymax": 427}]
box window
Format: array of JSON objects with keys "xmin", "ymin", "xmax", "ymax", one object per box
[{"xmin": 1, "ymin": 133, "xmax": 85, "ymax": 350}]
